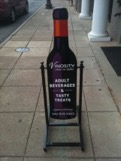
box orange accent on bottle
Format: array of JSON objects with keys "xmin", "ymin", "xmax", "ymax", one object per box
[{"xmin": 54, "ymin": 20, "xmax": 68, "ymax": 37}]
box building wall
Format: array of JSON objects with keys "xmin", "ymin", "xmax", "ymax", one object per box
[
  {"xmin": 110, "ymin": 0, "xmax": 121, "ymax": 43},
  {"xmin": 74, "ymin": 0, "xmax": 94, "ymax": 13},
  {"xmin": 90, "ymin": 0, "xmax": 94, "ymax": 13},
  {"xmin": 74, "ymin": 0, "xmax": 82, "ymax": 12}
]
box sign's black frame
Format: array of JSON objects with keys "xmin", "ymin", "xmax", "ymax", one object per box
[{"xmin": 40, "ymin": 61, "xmax": 85, "ymax": 152}]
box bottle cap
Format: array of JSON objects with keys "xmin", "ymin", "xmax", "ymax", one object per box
[{"xmin": 53, "ymin": 7, "xmax": 68, "ymax": 20}]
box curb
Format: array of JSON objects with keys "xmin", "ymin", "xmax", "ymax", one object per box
[{"xmin": 0, "ymin": 3, "xmax": 45, "ymax": 48}]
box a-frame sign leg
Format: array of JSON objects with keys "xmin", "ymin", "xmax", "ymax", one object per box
[
  {"xmin": 78, "ymin": 61, "xmax": 85, "ymax": 151},
  {"xmin": 43, "ymin": 126, "xmax": 48, "ymax": 152},
  {"xmin": 40, "ymin": 62, "xmax": 49, "ymax": 152}
]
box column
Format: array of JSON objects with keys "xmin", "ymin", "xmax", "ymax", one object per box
[
  {"xmin": 79, "ymin": 0, "xmax": 91, "ymax": 19},
  {"xmin": 88, "ymin": 0, "xmax": 111, "ymax": 41}
]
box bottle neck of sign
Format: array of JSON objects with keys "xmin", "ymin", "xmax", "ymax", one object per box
[{"xmin": 53, "ymin": 19, "xmax": 69, "ymax": 50}]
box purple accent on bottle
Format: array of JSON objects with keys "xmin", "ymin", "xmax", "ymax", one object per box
[
  {"xmin": 52, "ymin": 52, "xmax": 62, "ymax": 109},
  {"xmin": 52, "ymin": 52, "xmax": 65, "ymax": 119}
]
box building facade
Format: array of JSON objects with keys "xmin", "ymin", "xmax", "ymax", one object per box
[
  {"xmin": 110, "ymin": 0, "xmax": 121, "ymax": 43},
  {"xmin": 74, "ymin": 0, "xmax": 121, "ymax": 43}
]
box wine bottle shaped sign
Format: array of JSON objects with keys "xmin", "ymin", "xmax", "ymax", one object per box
[{"xmin": 47, "ymin": 8, "xmax": 77, "ymax": 119}]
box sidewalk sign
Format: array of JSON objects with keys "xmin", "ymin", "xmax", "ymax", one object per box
[{"xmin": 40, "ymin": 8, "xmax": 84, "ymax": 152}]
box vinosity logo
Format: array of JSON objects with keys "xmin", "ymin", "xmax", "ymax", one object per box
[{"xmin": 49, "ymin": 61, "xmax": 75, "ymax": 69}]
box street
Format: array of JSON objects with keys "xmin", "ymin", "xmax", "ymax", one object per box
[{"xmin": 0, "ymin": 0, "xmax": 45, "ymax": 44}]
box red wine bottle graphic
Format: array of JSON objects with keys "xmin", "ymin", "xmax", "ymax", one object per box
[{"xmin": 47, "ymin": 8, "xmax": 77, "ymax": 119}]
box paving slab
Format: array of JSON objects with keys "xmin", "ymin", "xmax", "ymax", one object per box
[
  {"xmin": 74, "ymin": 31, "xmax": 87, "ymax": 36},
  {"xmin": 27, "ymin": 41, "xmax": 51, "ymax": 48},
  {"xmin": 0, "ymin": 70, "xmax": 10, "ymax": 86},
  {"xmin": 14, "ymin": 57, "xmax": 46, "ymax": 69},
  {"xmin": 0, "ymin": 158, "xmax": 23, "ymax": 161},
  {"xmin": 30, "ymin": 13, "xmax": 49, "ymax": 21},
  {"xmin": 77, "ymin": 57, "xmax": 97, "ymax": 69},
  {"xmin": 22, "ymin": 18, "xmax": 41, "ymax": 24},
  {"xmin": 89, "ymin": 112, "xmax": 121, "ymax": 157},
  {"xmin": 0, "ymin": 56, "xmax": 18, "ymax": 69},
  {"xmin": 31, "ymin": 13, "xmax": 48, "ymax": 21},
  {"xmin": 73, "ymin": 23, "xmax": 84, "ymax": 31},
  {"xmin": 21, "ymin": 48, "xmax": 49, "ymax": 57},
  {"xmin": 11, "ymin": 35, "xmax": 33, "ymax": 41},
  {"xmin": 75, "ymin": 41, "xmax": 90, "ymax": 48},
  {"xmin": 16, "ymin": 30, "xmax": 35, "ymax": 36},
  {"xmin": 0, "ymin": 87, "xmax": 40, "ymax": 112},
  {"xmin": 68, "ymin": 24, "xmax": 73, "ymax": 31},
  {"xmin": 0, "ymin": 48, "xmax": 21, "ymax": 57},
  {"xmin": 84, "ymin": 86, "xmax": 117, "ymax": 111},
  {"xmin": 75, "ymin": 36, "xmax": 88, "ymax": 41},
  {"xmin": 25, "ymin": 22, "xmax": 47, "ymax": 30},
  {"xmin": 34, "ymin": 30, "xmax": 52, "ymax": 35},
  {"xmin": 0, "ymin": 113, "xmax": 33, "ymax": 156},
  {"xmin": 76, "ymin": 47, "xmax": 94, "ymax": 57},
  {"xmin": 3, "ymin": 41, "xmax": 28, "ymax": 48},
  {"xmin": 31, "ymin": 35, "xmax": 52, "ymax": 41},
  {"xmin": 83, "ymin": 69, "xmax": 104, "ymax": 86},
  {"xmin": 36, "ymin": 88, "xmax": 48, "ymax": 112},
  {"xmin": 79, "ymin": 19, "xmax": 92, "ymax": 32},
  {"xmin": 68, "ymin": 35, "xmax": 75, "ymax": 41},
  {"xmin": 25, "ymin": 113, "xmax": 93, "ymax": 157},
  {"xmin": 68, "ymin": 30, "xmax": 75, "ymax": 36},
  {"xmin": 4, "ymin": 70, "xmax": 41, "ymax": 86},
  {"xmin": 24, "ymin": 158, "xmax": 94, "ymax": 161},
  {"xmin": 68, "ymin": 41, "xmax": 76, "ymax": 48}
]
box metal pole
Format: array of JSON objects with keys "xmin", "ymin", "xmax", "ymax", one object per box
[
  {"xmin": 45, "ymin": 0, "xmax": 53, "ymax": 9},
  {"xmin": 79, "ymin": 61, "xmax": 84, "ymax": 151}
]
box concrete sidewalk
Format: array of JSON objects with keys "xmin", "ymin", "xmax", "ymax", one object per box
[{"xmin": 0, "ymin": 0, "xmax": 121, "ymax": 160}]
